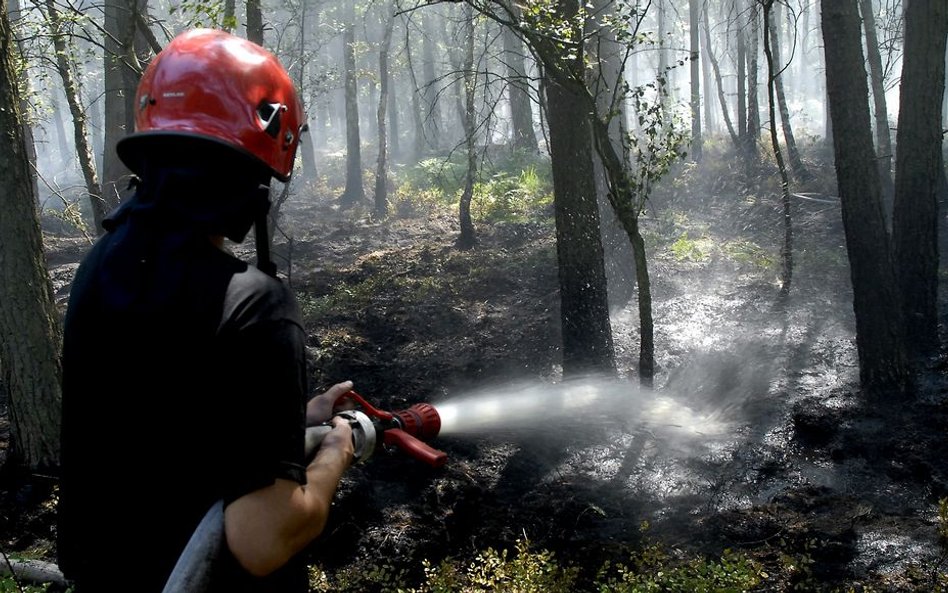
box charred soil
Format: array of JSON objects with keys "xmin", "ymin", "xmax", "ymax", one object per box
[{"xmin": 3, "ymin": 151, "xmax": 948, "ymax": 592}]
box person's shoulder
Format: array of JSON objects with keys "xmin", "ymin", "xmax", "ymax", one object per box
[{"xmin": 222, "ymin": 265, "xmax": 300, "ymax": 330}]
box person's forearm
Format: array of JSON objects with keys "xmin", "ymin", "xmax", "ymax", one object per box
[{"xmin": 224, "ymin": 437, "xmax": 351, "ymax": 576}]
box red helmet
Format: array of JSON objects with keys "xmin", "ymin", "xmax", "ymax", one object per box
[{"xmin": 118, "ymin": 28, "xmax": 303, "ymax": 181}]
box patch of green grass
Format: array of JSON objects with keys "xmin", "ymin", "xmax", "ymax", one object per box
[
  {"xmin": 668, "ymin": 231, "xmax": 712, "ymax": 263},
  {"xmin": 472, "ymin": 167, "xmax": 553, "ymax": 224},
  {"xmin": 723, "ymin": 239, "xmax": 776, "ymax": 270}
]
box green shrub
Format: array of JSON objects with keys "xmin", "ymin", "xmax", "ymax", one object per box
[{"xmin": 407, "ymin": 538, "xmax": 578, "ymax": 593}]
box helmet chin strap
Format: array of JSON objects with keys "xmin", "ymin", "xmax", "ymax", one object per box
[
  {"xmin": 253, "ymin": 185, "xmax": 277, "ymax": 277},
  {"xmin": 254, "ymin": 211, "xmax": 277, "ymax": 278}
]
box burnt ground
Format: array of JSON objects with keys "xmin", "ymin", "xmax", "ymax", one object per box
[{"xmin": 3, "ymin": 149, "xmax": 948, "ymax": 592}]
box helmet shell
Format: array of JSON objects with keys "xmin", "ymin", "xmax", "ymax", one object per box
[{"xmin": 118, "ymin": 28, "xmax": 303, "ymax": 181}]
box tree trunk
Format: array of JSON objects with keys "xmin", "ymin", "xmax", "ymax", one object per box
[
  {"xmin": 340, "ymin": 23, "xmax": 365, "ymax": 207},
  {"xmin": 892, "ymin": 0, "xmax": 948, "ymax": 357},
  {"xmin": 45, "ymin": 0, "xmax": 106, "ymax": 233},
  {"xmin": 590, "ymin": 0, "xmax": 635, "ymax": 311},
  {"xmin": 374, "ymin": 4, "xmax": 396, "ymax": 219},
  {"xmin": 658, "ymin": 0, "xmax": 670, "ymax": 97},
  {"xmin": 763, "ymin": 0, "xmax": 793, "ymax": 296},
  {"xmin": 689, "ymin": 0, "xmax": 702, "ymax": 161},
  {"xmin": 736, "ymin": 0, "xmax": 748, "ymax": 145},
  {"xmin": 223, "ymin": 0, "xmax": 235, "ymax": 31},
  {"xmin": 821, "ymin": 0, "xmax": 910, "ymax": 391},
  {"xmin": 406, "ymin": 28, "xmax": 426, "ymax": 160},
  {"xmin": 7, "ymin": 0, "xmax": 40, "ymax": 203},
  {"xmin": 503, "ymin": 22, "xmax": 537, "ymax": 151},
  {"xmin": 293, "ymin": 1, "xmax": 317, "ymax": 183},
  {"xmin": 388, "ymin": 48, "xmax": 401, "ymax": 161},
  {"xmin": 701, "ymin": 12, "xmax": 715, "ymax": 135},
  {"xmin": 102, "ymin": 0, "xmax": 140, "ymax": 212},
  {"xmin": 0, "ymin": 1, "xmax": 63, "ymax": 469},
  {"xmin": 747, "ymin": 0, "xmax": 761, "ymax": 166},
  {"xmin": 422, "ymin": 12, "xmax": 441, "ymax": 153},
  {"xmin": 768, "ymin": 2, "xmax": 810, "ymax": 182},
  {"xmin": 246, "ymin": 0, "xmax": 263, "ymax": 44},
  {"xmin": 703, "ymin": 3, "xmax": 740, "ymax": 149},
  {"xmin": 456, "ymin": 4, "xmax": 477, "ymax": 250},
  {"xmin": 545, "ymin": 0, "xmax": 615, "ymax": 378},
  {"xmin": 858, "ymin": 0, "xmax": 895, "ymax": 223}
]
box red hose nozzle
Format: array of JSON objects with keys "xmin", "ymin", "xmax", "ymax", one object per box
[{"xmin": 393, "ymin": 403, "xmax": 442, "ymax": 440}]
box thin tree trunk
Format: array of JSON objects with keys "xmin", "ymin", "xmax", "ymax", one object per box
[
  {"xmin": 768, "ymin": 2, "xmax": 810, "ymax": 182},
  {"xmin": 375, "ymin": 4, "xmax": 396, "ymax": 219},
  {"xmin": 44, "ymin": 0, "xmax": 106, "ymax": 233},
  {"xmin": 388, "ymin": 49, "xmax": 400, "ymax": 161},
  {"xmin": 246, "ymin": 0, "xmax": 262, "ymax": 44},
  {"xmin": 703, "ymin": 2, "xmax": 740, "ymax": 149},
  {"xmin": 859, "ymin": 0, "xmax": 895, "ymax": 218},
  {"xmin": 747, "ymin": 0, "xmax": 761, "ymax": 166},
  {"xmin": 340, "ymin": 23, "xmax": 364, "ymax": 207},
  {"xmin": 0, "ymin": 0, "xmax": 62, "ymax": 469},
  {"xmin": 406, "ymin": 27, "xmax": 426, "ymax": 160},
  {"xmin": 456, "ymin": 4, "xmax": 477, "ymax": 250},
  {"xmin": 822, "ymin": 0, "xmax": 909, "ymax": 391},
  {"xmin": 737, "ymin": 0, "xmax": 747, "ymax": 144},
  {"xmin": 892, "ymin": 0, "xmax": 948, "ymax": 357},
  {"xmin": 223, "ymin": 0, "xmax": 235, "ymax": 31},
  {"xmin": 102, "ymin": 0, "xmax": 138, "ymax": 212},
  {"xmin": 763, "ymin": 0, "xmax": 793, "ymax": 296},
  {"xmin": 294, "ymin": 2, "xmax": 317, "ymax": 183},
  {"xmin": 503, "ymin": 21, "xmax": 537, "ymax": 151},
  {"xmin": 422, "ymin": 12, "xmax": 441, "ymax": 153},
  {"xmin": 690, "ymin": 0, "xmax": 703, "ymax": 161},
  {"xmin": 7, "ymin": 0, "xmax": 39, "ymax": 202},
  {"xmin": 701, "ymin": 11, "xmax": 715, "ymax": 135}
]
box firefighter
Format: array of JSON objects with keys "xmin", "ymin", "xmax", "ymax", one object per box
[{"xmin": 58, "ymin": 29, "xmax": 354, "ymax": 592}]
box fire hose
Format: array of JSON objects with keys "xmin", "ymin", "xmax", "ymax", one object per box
[{"xmin": 161, "ymin": 390, "xmax": 445, "ymax": 592}]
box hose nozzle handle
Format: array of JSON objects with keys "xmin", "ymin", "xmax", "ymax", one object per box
[{"xmin": 383, "ymin": 428, "xmax": 447, "ymax": 467}]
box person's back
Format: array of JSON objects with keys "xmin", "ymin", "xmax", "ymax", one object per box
[
  {"xmin": 58, "ymin": 168, "xmax": 309, "ymax": 592},
  {"xmin": 58, "ymin": 28, "xmax": 354, "ymax": 593}
]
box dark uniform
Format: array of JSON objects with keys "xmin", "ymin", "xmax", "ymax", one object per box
[{"xmin": 58, "ymin": 170, "xmax": 309, "ymax": 592}]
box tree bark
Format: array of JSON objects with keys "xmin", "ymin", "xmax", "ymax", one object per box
[
  {"xmin": 339, "ymin": 23, "xmax": 365, "ymax": 207},
  {"xmin": 374, "ymin": 4, "xmax": 396, "ymax": 219},
  {"xmin": 503, "ymin": 20, "xmax": 537, "ymax": 151},
  {"xmin": 689, "ymin": 0, "xmax": 702, "ymax": 161},
  {"xmin": 768, "ymin": 2, "xmax": 810, "ymax": 182},
  {"xmin": 422, "ymin": 12, "xmax": 441, "ymax": 153},
  {"xmin": 388, "ymin": 44, "xmax": 401, "ymax": 161},
  {"xmin": 246, "ymin": 0, "xmax": 263, "ymax": 44},
  {"xmin": 703, "ymin": 3, "xmax": 740, "ymax": 149},
  {"xmin": 822, "ymin": 0, "xmax": 910, "ymax": 391},
  {"xmin": 736, "ymin": 0, "xmax": 748, "ymax": 144},
  {"xmin": 223, "ymin": 0, "xmax": 235, "ymax": 31},
  {"xmin": 0, "ymin": 0, "xmax": 63, "ymax": 469},
  {"xmin": 762, "ymin": 0, "xmax": 793, "ymax": 296},
  {"xmin": 7, "ymin": 0, "xmax": 39, "ymax": 204},
  {"xmin": 858, "ymin": 0, "xmax": 895, "ymax": 223},
  {"xmin": 44, "ymin": 0, "xmax": 106, "ymax": 233},
  {"xmin": 456, "ymin": 4, "xmax": 477, "ymax": 250},
  {"xmin": 102, "ymin": 0, "xmax": 140, "ymax": 212},
  {"xmin": 892, "ymin": 0, "xmax": 948, "ymax": 357},
  {"xmin": 545, "ymin": 0, "xmax": 616, "ymax": 378},
  {"xmin": 406, "ymin": 27, "xmax": 426, "ymax": 160},
  {"xmin": 746, "ymin": 0, "xmax": 761, "ymax": 166}
]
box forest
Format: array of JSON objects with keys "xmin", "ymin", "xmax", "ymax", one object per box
[{"xmin": 1, "ymin": 0, "xmax": 948, "ymax": 591}]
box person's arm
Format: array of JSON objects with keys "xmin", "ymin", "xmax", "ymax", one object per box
[{"xmin": 223, "ymin": 416, "xmax": 353, "ymax": 576}]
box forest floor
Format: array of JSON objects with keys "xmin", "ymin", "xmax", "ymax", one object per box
[{"xmin": 2, "ymin": 146, "xmax": 948, "ymax": 592}]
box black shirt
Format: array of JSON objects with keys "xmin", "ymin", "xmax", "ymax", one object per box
[{"xmin": 58, "ymin": 200, "xmax": 309, "ymax": 592}]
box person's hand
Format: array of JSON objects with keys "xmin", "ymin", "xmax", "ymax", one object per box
[
  {"xmin": 306, "ymin": 380, "xmax": 354, "ymax": 426},
  {"xmin": 318, "ymin": 415, "xmax": 355, "ymax": 467}
]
